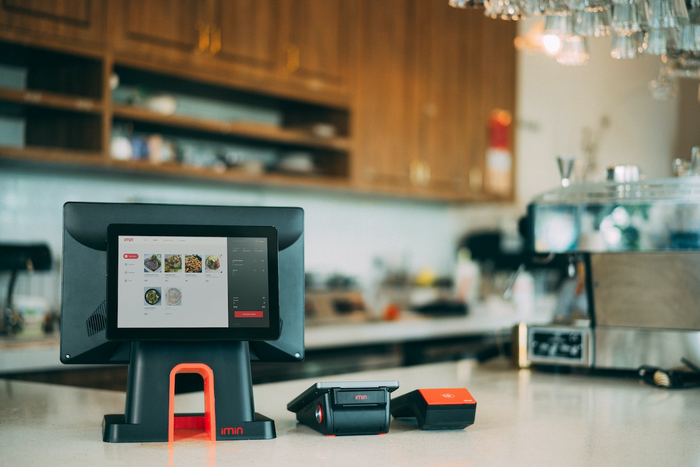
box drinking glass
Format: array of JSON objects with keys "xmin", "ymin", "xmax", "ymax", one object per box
[
  {"xmin": 557, "ymin": 35, "xmax": 590, "ymax": 65},
  {"xmin": 642, "ymin": 27, "xmax": 678, "ymax": 55},
  {"xmin": 484, "ymin": 0, "xmax": 525, "ymax": 20},
  {"xmin": 522, "ymin": 0, "xmax": 549, "ymax": 15},
  {"xmin": 673, "ymin": 158, "xmax": 691, "ymax": 177},
  {"xmin": 611, "ymin": 0, "xmax": 646, "ymax": 35},
  {"xmin": 449, "ymin": 0, "xmax": 486, "ymax": 8},
  {"xmin": 678, "ymin": 0, "xmax": 700, "ymax": 52},
  {"xmin": 647, "ymin": 0, "xmax": 687, "ymax": 28},
  {"xmin": 610, "ymin": 31, "xmax": 642, "ymax": 58},
  {"xmin": 575, "ymin": 0, "xmax": 611, "ymax": 36},
  {"xmin": 648, "ymin": 65, "xmax": 678, "ymax": 99},
  {"xmin": 691, "ymin": 147, "xmax": 700, "ymax": 176},
  {"xmin": 544, "ymin": 11, "xmax": 576, "ymax": 36}
]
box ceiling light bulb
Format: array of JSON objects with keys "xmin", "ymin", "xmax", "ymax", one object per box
[{"xmin": 543, "ymin": 34, "xmax": 562, "ymax": 54}]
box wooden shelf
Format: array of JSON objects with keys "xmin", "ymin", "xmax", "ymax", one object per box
[
  {"xmin": 112, "ymin": 105, "xmax": 350, "ymax": 152},
  {"xmin": 105, "ymin": 158, "xmax": 353, "ymax": 191},
  {"xmin": 0, "ymin": 88, "xmax": 103, "ymax": 114},
  {"xmin": 0, "ymin": 145, "xmax": 351, "ymax": 192},
  {"xmin": 0, "ymin": 145, "xmax": 104, "ymax": 163}
]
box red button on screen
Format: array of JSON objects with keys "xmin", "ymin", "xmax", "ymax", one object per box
[
  {"xmin": 234, "ymin": 311, "xmax": 263, "ymax": 318},
  {"xmin": 123, "ymin": 253, "xmax": 139, "ymax": 259}
]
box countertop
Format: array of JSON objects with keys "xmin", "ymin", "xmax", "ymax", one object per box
[
  {"xmin": 2, "ymin": 358, "xmax": 699, "ymax": 466},
  {"xmin": 0, "ymin": 298, "xmax": 553, "ymax": 373}
]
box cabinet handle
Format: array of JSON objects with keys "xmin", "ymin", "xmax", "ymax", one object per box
[
  {"xmin": 209, "ymin": 25, "xmax": 221, "ymax": 56},
  {"xmin": 195, "ymin": 21, "xmax": 210, "ymax": 54},
  {"xmin": 286, "ymin": 44, "xmax": 300, "ymax": 73},
  {"xmin": 469, "ymin": 167, "xmax": 483, "ymax": 193},
  {"xmin": 409, "ymin": 160, "xmax": 431, "ymax": 186}
]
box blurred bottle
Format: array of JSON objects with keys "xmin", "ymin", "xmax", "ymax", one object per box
[
  {"xmin": 454, "ymin": 248, "xmax": 480, "ymax": 306},
  {"xmin": 512, "ymin": 270, "xmax": 535, "ymax": 318}
]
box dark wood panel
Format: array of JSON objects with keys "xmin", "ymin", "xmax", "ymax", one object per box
[
  {"xmin": 0, "ymin": 0, "xmax": 105, "ymax": 45},
  {"xmin": 3, "ymin": 0, "xmax": 90, "ymax": 23},
  {"xmin": 119, "ymin": 0, "xmax": 205, "ymax": 52},
  {"xmin": 214, "ymin": 0, "xmax": 279, "ymax": 71},
  {"xmin": 416, "ymin": 0, "xmax": 484, "ymax": 193},
  {"xmin": 282, "ymin": 0, "xmax": 351, "ymax": 88},
  {"xmin": 353, "ymin": 0, "xmax": 415, "ymax": 187}
]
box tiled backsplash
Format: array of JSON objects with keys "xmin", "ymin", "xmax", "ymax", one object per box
[{"xmin": 0, "ymin": 168, "xmax": 501, "ymax": 312}]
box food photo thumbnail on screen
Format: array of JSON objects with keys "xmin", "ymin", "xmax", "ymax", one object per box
[{"xmin": 118, "ymin": 235, "xmax": 229, "ymax": 328}]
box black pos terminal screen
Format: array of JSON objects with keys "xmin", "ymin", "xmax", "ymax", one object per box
[{"xmin": 106, "ymin": 224, "xmax": 280, "ymax": 341}]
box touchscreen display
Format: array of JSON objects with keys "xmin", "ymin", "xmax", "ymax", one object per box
[{"xmin": 106, "ymin": 224, "xmax": 279, "ymax": 341}]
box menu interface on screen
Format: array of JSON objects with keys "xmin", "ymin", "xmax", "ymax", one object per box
[{"xmin": 116, "ymin": 234, "xmax": 270, "ymax": 329}]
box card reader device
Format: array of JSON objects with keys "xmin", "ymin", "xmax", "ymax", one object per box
[
  {"xmin": 287, "ymin": 381, "xmax": 399, "ymax": 436},
  {"xmin": 390, "ymin": 388, "xmax": 476, "ymax": 430}
]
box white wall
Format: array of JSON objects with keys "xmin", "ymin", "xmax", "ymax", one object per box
[{"xmin": 513, "ymin": 19, "xmax": 678, "ymax": 209}]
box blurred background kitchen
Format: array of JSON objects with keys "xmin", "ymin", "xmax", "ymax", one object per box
[{"xmin": 1, "ymin": 0, "xmax": 699, "ymax": 387}]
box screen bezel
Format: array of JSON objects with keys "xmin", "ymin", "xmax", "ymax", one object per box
[{"xmin": 106, "ymin": 223, "xmax": 280, "ymax": 342}]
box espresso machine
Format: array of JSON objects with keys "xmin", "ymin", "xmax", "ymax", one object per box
[{"xmin": 524, "ymin": 176, "xmax": 700, "ymax": 371}]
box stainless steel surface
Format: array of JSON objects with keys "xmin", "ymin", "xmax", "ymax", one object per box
[
  {"xmin": 591, "ymin": 252, "xmax": 700, "ymax": 330},
  {"xmin": 594, "ymin": 327, "xmax": 700, "ymax": 369},
  {"xmin": 530, "ymin": 176, "xmax": 700, "ymax": 371}
]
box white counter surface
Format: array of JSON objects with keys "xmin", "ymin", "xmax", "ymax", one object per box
[
  {"xmin": 0, "ymin": 299, "xmax": 551, "ymax": 373},
  {"xmin": 2, "ymin": 358, "xmax": 699, "ymax": 466}
]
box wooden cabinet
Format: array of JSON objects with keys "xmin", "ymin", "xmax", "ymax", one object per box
[
  {"xmin": 0, "ymin": 0, "xmax": 106, "ymax": 46},
  {"xmin": 213, "ymin": 0, "xmax": 279, "ymax": 74},
  {"xmin": 0, "ymin": 36, "xmax": 351, "ymax": 190},
  {"xmin": 411, "ymin": 0, "xmax": 485, "ymax": 198},
  {"xmin": 352, "ymin": 0, "xmax": 415, "ymax": 189},
  {"xmin": 110, "ymin": 0, "xmax": 208, "ymax": 61},
  {"xmin": 0, "ymin": 0, "xmax": 516, "ymax": 202},
  {"xmin": 110, "ymin": 0, "xmax": 278, "ymax": 75},
  {"xmin": 279, "ymin": 0, "xmax": 353, "ymax": 95},
  {"xmin": 109, "ymin": 0, "xmax": 351, "ymax": 100},
  {"xmin": 353, "ymin": 0, "xmax": 516, "ymax": 201}
]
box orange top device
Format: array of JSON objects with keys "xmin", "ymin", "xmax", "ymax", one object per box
[{"xmin": 390, "ymin": 388, "xmax": 476, "ymax": 430}]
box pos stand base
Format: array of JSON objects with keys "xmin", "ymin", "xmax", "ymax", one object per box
[{"xmin": 102, "ymin": 341, "xmax": 276, "ymax": 443}]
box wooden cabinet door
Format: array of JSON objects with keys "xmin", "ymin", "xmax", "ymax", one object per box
[
  {"xmin": 210, "ymin": 0, "xmax": 279, "ymax": 75},
  {"xmin": 110, "ymin": 0, "xmax": 210, "ymax": 64},
  {"xmin": 411, "ymin": 0, "xmax": 490, "ymax": 198},
  {"xmin": 352, "ymin": 0, "xmax": 416, "ymax": 190},
  {"xmin": 0, "ymin": 0, "xmax": 106, "ymax": 46},
  {"xmin": 280, "ymin": 0, "xmax": 352, "ymax": 94}
]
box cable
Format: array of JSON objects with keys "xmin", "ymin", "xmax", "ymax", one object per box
[{"xmin": 638, "ymin": 358, "xmax": 700, "ymax": 389}]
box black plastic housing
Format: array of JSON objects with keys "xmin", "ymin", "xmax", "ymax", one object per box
[{"xmin": 287, "ymin": 381, "xmax": 399, "ymax": 436}]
